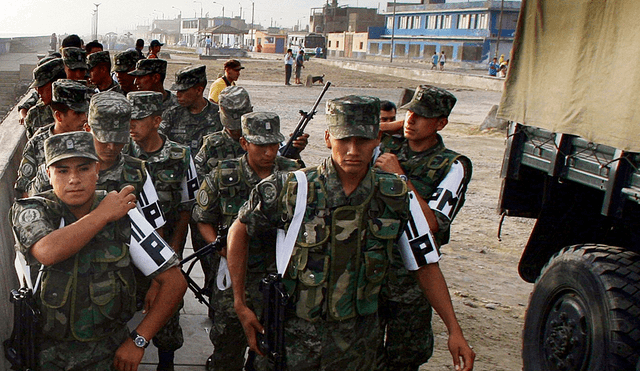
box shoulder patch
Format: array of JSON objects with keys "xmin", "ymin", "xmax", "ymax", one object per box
[
  {"xmin": 259, "ymin": 182, "xmax": 278, "ymax": 204},
  {"xmin": 17, "ymin": 208, "xmax": 42, "ymax": 226},
  {"xmin": 169, "ymin": 146, "xmax": 187, "ymax": 160},
  {"xmin": 197, "ymin": 188, "xmax": 210, "ymax": 208}
]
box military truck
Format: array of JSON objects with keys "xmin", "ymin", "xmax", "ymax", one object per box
[{"xmin": 497, "ymin": 1, "xmax": 640, "ymax": 370}]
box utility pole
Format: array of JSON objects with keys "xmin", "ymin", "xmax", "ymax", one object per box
[
  {"xmin": 390, "ymin": 0, "xmax": 396, "ymax": 63},
  {"xmin": 495, "ymin": 0, "xmax": 504, "ymax": 58},
  {"xmin": 93, "ymin": 3, "xmax": 101, "ymax": 41}
]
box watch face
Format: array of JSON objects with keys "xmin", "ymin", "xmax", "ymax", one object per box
[{"xmin": 134, "ymin": 336, "xmax": 147, "ymax": 347}]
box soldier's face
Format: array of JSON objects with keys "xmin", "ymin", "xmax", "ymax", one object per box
[
  {"xmin": 93, "ymin": 138, "xmax": 125, "ymax": 167},
  {"xmin": 134, "ymin": 74, "xmax": 155, "ymax": 91},
  {"xmin": 176, "ymin": 86, "xmax": 203, "ymax": 108},
  {"xmin": 241, "ymin": 138, "xmax": 279, "ymax": 172},
  {"xmin": 47, "ymin": 158, "xmax": 99, "ymax": 209},
  {"xmin": 65, "ymin": 67, "xmax": 87, "ymax": 81},
  {"xmin": 380, "ymin": 109, "xmax": 396, "ymax": 123},
  {"xmin": 37, "ymin": 82, "xmax": 53, "ymax": 105},
  {"xmin": 403, "ymin": 110, "xmax": 447, "ymax": 142},
  {"xmin": 88, "ymin": 65, "xmax": 108, "ymax": 87},
  {"xmin": 58, "ymin": 110, "xmax": 88, "ymax": 132},
  {"xmin": 325, "ymin": 131, "xmax": 379, "ymax": 176},
  {"xmin": 116, "ymin": 71, "xmax": 136, "ymax": 94},
  {"xmin": 130, "ymin": 115, "xmax": 161, "ymax": 143}
]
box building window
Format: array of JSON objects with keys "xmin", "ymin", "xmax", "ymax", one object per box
[
  {"xmin": 477, "ymin": 14, "xmax": 488, "ymax": 29},
  {"xmin": 399, "ymin": 16, "xmax": 408, "ymax": 29},
  {"xmin": 370, "ymin": 43, "xmax": 379, "ymax": 54},
  {"xmin": 328, "ymin": 40, "xmax": 332, "ymax": 47},
  {"xmin": 336, "ymin": 41, "xmax": 340, "ymax": 48},
  {"xmin": 427, "ymin": 15, "xmax": 436, "ymax": 29},
  {"xmin": 469, "ymin": 14, "xmax": 477, "ymax": 29},
  {"xmin": 359, "ymin": 42, "xmax": 364, "ymax": 49},
  {"xmin": 443, "ymin": 14, "xmax": 452, "ymax": 29},
  {"xmin": 458, "ymin": 14, "xmax": 470, "ymax": 29},
  {"xmin": 413, "ymin": 16, "xmax": 422, "ymax": 29},
  {"xmin": 387, "ymin": 17, "xmax": 394, "ymax": 29},
  {"xmin": 381, "ymin": 43, "xmax": 391, "ymax": 55}
]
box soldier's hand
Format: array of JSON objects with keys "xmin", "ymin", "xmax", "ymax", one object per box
[
  {"xmin": 19, "ymin": 108, "xmax": 27, "ymax": 125},
  {"xmin": 374, "ymin": 153, "xmax": 405, "ymax": 176},
  {"xmin": 114, "ymin": 338, "xmax": 144, "ymax": 371},
  {"xmin": 448, "ymin": 331, "xmax": 475, "ymax": 371},
  {"xmin": 218, "ymin": 246, "xmax": 227, "ymax": 258},
  {"xmin": 96, "ymin": 185, "xmax": 137, "ymax": 223},
  {"xmin": 236, "ymin": 305, "xmax": 264, "ymax": 356},
  {"xmin": 291, "ymin": 133, "xmax": 309, "ymax": 152}
]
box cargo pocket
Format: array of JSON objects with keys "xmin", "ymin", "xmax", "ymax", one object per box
[
  {"xmin": 295, "ymin": 252, "xmax": 329, "ymax": 322},
  {"xmin": 40, "ymin": 269, "xmax": 74, "ymax": 337}
]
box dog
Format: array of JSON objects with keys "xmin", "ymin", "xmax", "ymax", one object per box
[{"xmin": 305, "ymin": 74, "xmax": 325, "ymax": 87}]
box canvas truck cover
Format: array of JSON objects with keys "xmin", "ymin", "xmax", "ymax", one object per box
[{"xmin": 497, "ymin": 0, "xmax": 640, "ymax": 152}]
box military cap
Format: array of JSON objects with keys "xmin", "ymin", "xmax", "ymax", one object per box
[
  {"xmin": 150, "ymin": 40, "xmax": 164, "ymax": 47},
  {"xmin": 241, "ymin": 112, "xmax": 285, "ymax": 145},
  {"xmin": 219, "ymin": 86, "xmax": 252, "ymax": 130},
  {"xmin": 400, "ymin": 85, "xmax": 457, "ymax": 118},
  {"xmin": 45, "ymin": 131, "xmax": 98, "ymax": 167},
  {"xmin": 62, "ymin": 47, "xmax": 88, "ymax": 70},
  {"xmin": 129, "ymin": 58, "xmax": 167, "ymax": 76},
  {"xmin": 171, "ymin": 65, "xmax": 207, "ymax": 91},
  {"xmin": 224, "ymin": 59, "xmax": 244, "ymax": 71},
  {"xmin": 38, "ymin": 54, "xmax": 58, "ymax": 66},
  {"xmin": 51, "ymin": 79, "xmax": 90, "ymax": 112},
  {"xmin": 326, "ymin": 95, "xmax": 380, "ymax": 140},
  {"xmin": 30, "ymin": 58, "xmax": 65, "ymax": 88},
  {"xmin": 127, "ymin": 91, "xmax": 163, "ymax": 120},
  {"xmin": 113, "ymin": 50, "xmax": 141, "ymax": 72},
  {"xmin": 88, "ymin": 91, "xmax": 132, "ymax": 144},
  {"xmin": 87, "ymin": 50, "xmax": 111, "ymax": 70}
]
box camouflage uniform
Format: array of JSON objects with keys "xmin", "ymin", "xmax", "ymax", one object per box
[
  {"xmin": 10, "ymin": 131, "xmax": 179, "ymax": 370},
  {"xmin": 128, "ymin": 58, "xmax": 179, "ymax": 113},
  {"xmin": 18, "ymin": 90, "xmax": 40, "ymax": 114},
  {"xmin": 23, "ymin": 58, "xmax": 65, "ymax": 138},
  {"xmin": 16, "ymin": 79, "xmax": 90, "ymax": 195},
  {"xmin": 24, "ymin": 102, "xmax": 55, "ymax": 139},
  {"xmin": 237, "ymin": 97, "xmax": 411, "ymax": 370},
  {"xmin": 376, "ymin": 85, "xmax": 473, "ymax": 371},
  {"xmin": 194, "ymin": 86, "xmax": 253, "ymax": 179},
  {"xmin": 62, "ymin": 47, "xmax": 87, "ymax": 71}
]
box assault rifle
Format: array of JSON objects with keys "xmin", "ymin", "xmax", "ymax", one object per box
[
  {"xmin": 257, "ymin": 273, "xmax": 289, "ymax": 371},
  {"xmin": 279, "ymin": 81, "xmax": 331, "ymax": 159},
  {"xmin": 4, "ymin": 287, "xmax": 40, "ymax": 371},
  {"xmin": 180, "ymin": 227, "xmax": 227, "ymax": 308}
]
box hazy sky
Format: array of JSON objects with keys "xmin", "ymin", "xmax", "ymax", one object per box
[{"xmin": 1, "ymin": 0, "xmax": 394, "ymax": 37}]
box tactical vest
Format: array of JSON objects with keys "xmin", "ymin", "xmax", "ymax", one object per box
[
  {"xmin": 280, "ymin": 167, "xmax": 408, "ymax": 322},
  {"xmin": 200, "ymin": 132, "xmax": 245, "ymax": 177},
  {"xmin": 34, "ymin": 191, "xmax": 136, "ymax": 341},
  {"xmin": 147, "ymin": 145, "xmax": 188, "ymax": 218}
]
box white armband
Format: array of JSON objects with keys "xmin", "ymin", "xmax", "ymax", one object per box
[
  {"xmin": 427, "ymin": 160, "xmax": 467, "ymax": 221},
  {"xmin": 136, "ymin": 170, "xmax": 166, "ymax": 228},
  {"xmin": 128, "ymin": 208, "xmax": 176, "ymax": 276},
  {"xmin": 398, "ymin": 191, "xmax": 441, "ymax": 271},
  {"xmin": 180, "ymin": 154, "xmax": 199, "ymax": 203}
]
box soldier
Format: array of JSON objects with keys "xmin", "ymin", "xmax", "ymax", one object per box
[
  {"xmin": 126, "ymin": 91, "xmax": 199, "ymax": 371},
  {"xmin": 23, "ymin": 58, "xmax": 66, "ymax": 139},
  {"xmin": 113, "ymin": 50, "xmax": 141, "ymax": 95},
  {"xmin": 374, "ymin": 85, "xmax": 473, "ymax": 371},
  {"xmin": 88, "ymin": 50, "xmax": 124, "ymax": 93},
  {"xmin": 62, "ymin": 47, "xmax": 88, "ymax": 81},
  {"xmin": 159, "ymin": 65, "xmax": 222, "ymax": 154},
  {"xmin": 16, "ymin": 79, "xmax": 89, "ymax": 197},
  {"xmin": 129, "ymin": 58, "xmax": 179, "ymax": 113},
  {"xmin": 85, "ymin": 40, "xmax": 103, "ymax": 55},
  {"xmin": 208, "ymin": 59, "xmax": 243, "ymax": 103},
  {"xmin": 87, "ymin": 91, "xmax": 167, "ymax": 231},
  {"xmin": 10, "ymin": 130, "xmax": 187, "ymax": 370},
  {"xmin": 193, "ymin": 111, "xmax": 303, "ymax": 371},
  {"xmin": 18, "ymin": 54, "xmax": 62, "ymax": 124},
  {"xmin": 227, "ymin": 96, "xmax": 475, "ymax": 370}
]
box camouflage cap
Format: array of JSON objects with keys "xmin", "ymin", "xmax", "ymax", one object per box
[
  {"xmin": 326, "ymin": 95, "xmax": 380, "ymax": 139},
  {"xmin": 113, "ymin": 50, "xmax": 141, "ymax": 72},
  {"xmin": 400, "ymin": 85, "xmax": 457, "ymax": 118},
  {"xmin": 51, "ymin": 79, "xmax": 90, "ymax": 113},
  {"xmin": 38, "ymin": 54, "xmax": 58, "ymax": 66},
  {"xmin": 88, "ymin": 91, "xmax": 132, "ymax": 144},
  {"xmin": 171, "ymin": 65, "xmax": 207, "ymax": 91},
  {"xmin": 45, "ymin": 131, "xmax": 98, "ymax": 167},
  {"xmin": 127, "ymin": 91, "xmax": 163, "ymax": 120},
  {"xmin": 62, "ymin": 47, "xmax": 88, "ymax": 70},
  {"xmin": 219, "ymin": 86, "xmax": 252, "ymax": 130},
  {"xmin": 87, "ymin": 50, "xmax": 111, "ymax": 70},
  {"xmin": 128, "ymin": 58, "xmax": 167, "ymax": 76},
  {"xmin": 241, "ymin": 112, "xmax": 285, "ymax": 145},
  {"xmin": 30, "ymin": 58, "xmax": 65, "ymax": 88}
]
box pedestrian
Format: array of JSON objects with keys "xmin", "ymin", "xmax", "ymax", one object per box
[
  {"xmin": 194, "ymin": 111, "xmax": 303, "ymax": 371},
  {"xmin": 135, "ymin": 39, "xmax": 146, "ymax": 60},
  {"xmin": 10, "ymin": 129, "xmax": 187, "ymax": 371},
  {"xmin": 50, "ymin": 33, "xmax": 57, "ymax": 51},
  {"xmin": 375, "ymin": 85, "xmax": 473, "ymax": 371},
  {"xmin": 208, "ymin": 59, "xmax": 244, "ymax": 103},
  {"xmin": 284, "ymin": 49, "xmax": 294, "ymax": 85},
  {"xmin": 431, "ymin": 51, "xmax": 438, "ymax": 70},
  {"xmin": 499, "ymin": 59, "xmax": 509, "ymax": 78},
  {"xmin": 499, "ymin": 53, "xmax": 505, "ymax": 65},
  {"xmin": 315, "ymin": 46, "xmax": 322, "ymax": 58},
  {"xmin": 227, "ymin": 95, "xmax": 475, "ymax": 371},
  {"xmin": 439, "ymin": 50, "xmax": 446, "ymax": 70},
  {"xmin": 148, "ymin": 39, "xmax": 163, "ymax": 59},
  {"xmin": 294, "ymin": 50, "xmax": 305, "ymax": 84},
  {"xmin": 489, "ymin": 57, "xmax": 499, "ymax": 77}
]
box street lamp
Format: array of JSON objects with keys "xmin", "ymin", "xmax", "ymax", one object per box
[
  {"xmin": 172, "ymin": 6, "xmax": 182, "ymax": 18},
  {"xmin": 212, "ymin": 2, "xmax": 225, "ymax": 20},
  {"xmin": 193, "ymin": 1, "xmax": 203, "ymax": 18}
]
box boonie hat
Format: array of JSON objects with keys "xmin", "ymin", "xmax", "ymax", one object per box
[
  {"xmin": 51, "ymin": 79, "xmax": 90, "ymax": 113},
  {"xmin": 326, "ymin": 95, "xmax": 380, "ymax": 139},
  {"xmin": 171, "ymin": 65, "xmax": 207, "ymax": 91},
  {"xmin": 127, "ymin": 91, "xmax": 163, "ymax": 120},
  {"xmin": 219, "ymin": 86, "xmax": 252, "ymax": 130},
  {"xmin": 400, "ymin": 85, "xmax": 457, "ymax": 118},
  {"xmin": 45, "ymin": 131, "xmax": 98, "ymax": 167},
  {"xmin": 88, "ymin": 91, "xmax": 132, "ymax": 144},
  {"xmin": 241, "ymin": 112, "xmax": 285, "ymax": 145}
]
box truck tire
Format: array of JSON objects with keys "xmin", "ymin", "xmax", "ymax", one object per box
[{"xmin": 523, "ymin": 244, "xmax": 640, "ymax": 371}]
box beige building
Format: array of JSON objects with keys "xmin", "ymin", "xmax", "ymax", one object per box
[{"xmin": 326, "ymin": 31, "xmax": 369, "ymax": 59}]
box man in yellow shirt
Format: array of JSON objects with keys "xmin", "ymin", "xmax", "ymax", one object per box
[{"xmin": 208, "ymin": 59, "xmax": 243, "ymax": 103}]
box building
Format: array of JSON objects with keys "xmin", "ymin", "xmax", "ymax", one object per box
[
  {"xmin": 151, "ymin": 18, "xmax": 181, "ymax": 45},
  {"xmin": 179, "ymin": 16, "xmax": 248, "ymax": 47},
  {"xmin": 253, "ymin": 29, "xmax": 287, "ymax": 54},
  {"xmin": 310, "ymin": 0, "xmax": 385, "ymax": 34},
  {"xmin": 368, "ymin": 0, "xmax": 521, "ymax": 63},
  {"xmin": 327, "ymin": 27, "xmax": 384, "ymax": 58}
]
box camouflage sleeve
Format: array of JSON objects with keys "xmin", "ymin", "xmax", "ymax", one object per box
[
  {"xmin": 15, "ymin": 139, "xmax": 39, "ymax": 193},
  {"xmin": 238, "ymin": 172, "xmax": 287, "ymax": 237},
  {"xmin": 10, "ymin": 198, "xmax": 56, "ymax": 256},
  {"xmin": 193, "ymin": 139, "xmax": 209, "ymax": 182},
  {"xmin": 159, "ymin": 107, "xmax": 174, "ymax": 137},
  {"xmin": 192, "ymin": 170, "xmax": 222, "ymax": 224},
  {"xmin": 18, "ymin": 91, "xmax": 39, "ymax": 112}
]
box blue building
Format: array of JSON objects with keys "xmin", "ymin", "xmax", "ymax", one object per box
[{"xmin": 368, "ymin": 0, "xmax": 521, "ymax": 63}]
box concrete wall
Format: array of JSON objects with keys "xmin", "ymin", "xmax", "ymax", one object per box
[{"xmin": 0, "ymin": 96, "xmax": 28, "ymax": 371}]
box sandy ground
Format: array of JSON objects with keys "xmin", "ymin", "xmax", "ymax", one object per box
[{"xmin": 163, "ymin": 54, "xmax": 536, "ymax": 371}]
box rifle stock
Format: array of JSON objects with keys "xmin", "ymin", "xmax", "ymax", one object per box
[
  {"xmin": 258, "ymin": 273, "xmax": 289, "ymax": 371},
  {"xmin": 4, "ymin": 287, "xmax": 40, "ymax": 371}
]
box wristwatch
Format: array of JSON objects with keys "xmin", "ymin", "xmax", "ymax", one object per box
[
  {"xmin": 399, "ymin": 174, "xmax": 408, "ymax": 182},
  {"xmin": 130, "ymin": 330, "xmax": 150, "ymax": 348}
]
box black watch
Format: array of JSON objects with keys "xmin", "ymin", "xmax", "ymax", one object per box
[
  {"xmin": 130, "ymin": 330, "xmax": 150, "ymax": 348},
  {"xmin": 399, "ymin": 174, "xmax": 408, "ymax": 182}
]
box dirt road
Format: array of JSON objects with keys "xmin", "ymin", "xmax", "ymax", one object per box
[{"xmin": 167, "ymin": 55, "xmax": 533, "ymax": 370}]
